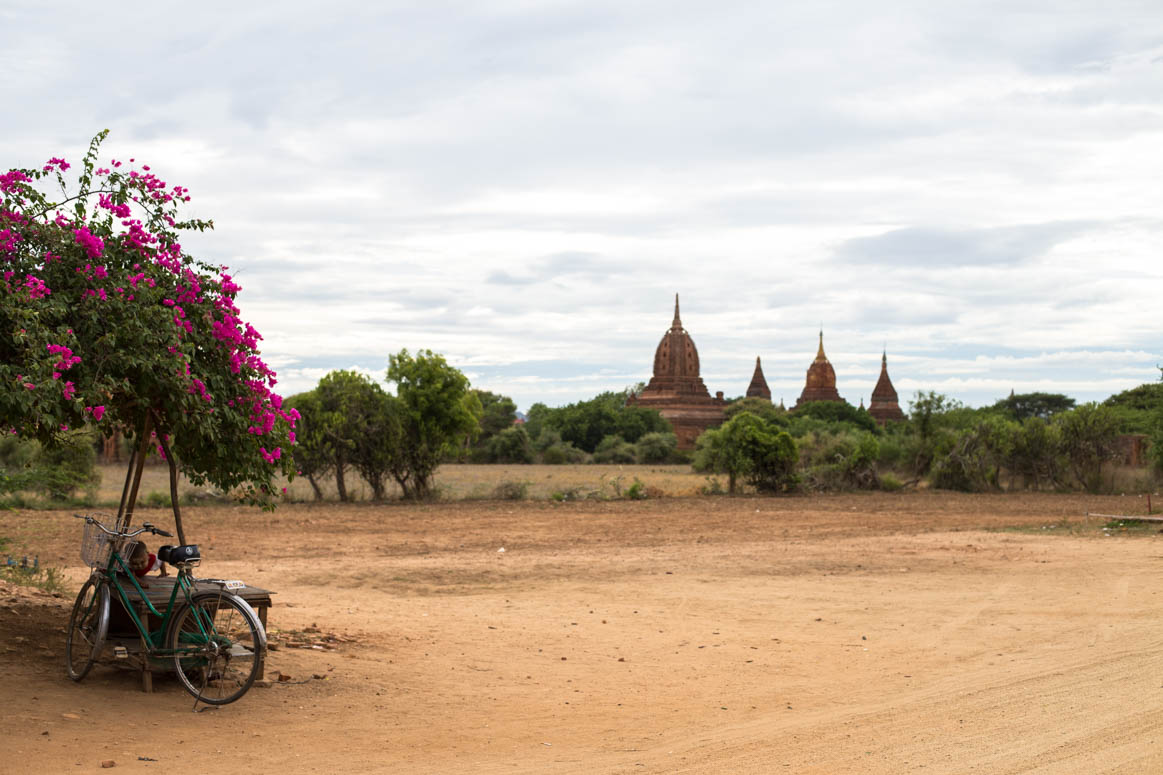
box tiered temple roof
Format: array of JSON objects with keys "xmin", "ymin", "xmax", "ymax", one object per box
[
  {"xmin": 794, "ymin": 331, "xmax": 843, "ymax": 408},
  {"xmin": 868, "ymin": 350, "xmax": 906, "ymax": 424},
  {"xmin": 745, "ymin": 356, "xmax": 772, "ymax": 401},
  {"xmin": 627, "ymin": 295, "xmax": 725, "ymax": 448}
]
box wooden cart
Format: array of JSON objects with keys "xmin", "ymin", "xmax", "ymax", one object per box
[{"xmin": 106, "ymin": 575, "xmax": 273, "ymax": 692}]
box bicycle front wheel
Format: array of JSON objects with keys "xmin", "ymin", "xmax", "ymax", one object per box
[
  {"xmin": 65, "ymin": 578, "xmax": 109, "ymax": 681},
  {"xmin": 168, "ymin": 593, "xmax": 264, "ymax": 705}
]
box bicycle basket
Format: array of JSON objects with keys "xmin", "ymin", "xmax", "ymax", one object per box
[{"xmin": 79, "ymin": 514, "xmax": 134, "ymax": 569}]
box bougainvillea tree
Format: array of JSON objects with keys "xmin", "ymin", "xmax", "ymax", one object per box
[{"xmin": 1, "ymin": 131, "xmax": 297, "ymax": 536}]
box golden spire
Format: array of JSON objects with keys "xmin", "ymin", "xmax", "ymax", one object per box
[{"xmin": 815, "ymin": 330, "xmax": 827, "ymax": 362}]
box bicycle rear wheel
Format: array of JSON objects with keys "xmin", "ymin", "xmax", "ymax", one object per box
[
  {"xmin": 65, "ymin": 578, "xmax": 109, "ymax": 681},
  {"xmin": 168, "ymin": 593, "xmax": 264, "ymax": 705}
]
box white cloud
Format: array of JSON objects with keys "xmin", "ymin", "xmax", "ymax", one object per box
[{"xmin": 4, "ymin": 0, "xmax": 1162, "ymax": 412}]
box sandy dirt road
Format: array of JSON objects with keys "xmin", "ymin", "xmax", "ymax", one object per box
[{"xmin": 2, "ymin": 492, "xmax": 1162, "ymax": 773}]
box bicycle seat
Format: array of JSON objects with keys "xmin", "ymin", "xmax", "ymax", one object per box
[{"xmin": 158, "ymin": 544, "xmax": 200, "ymax": 564}]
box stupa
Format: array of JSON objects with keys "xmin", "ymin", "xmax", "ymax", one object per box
[
  {"xmin": 745, "ymin": 356, "xmax": 772, "ymax": 401},
  {"xmin": 627, "ymin": 295, "xmax": 725, "ymax": 448},
  {"xmin": 867, "ymin": 350, "xmax": 906, "ymax": 424},
  {"xmin": 794, "ymin": 331, "xmax": 843, "ymax": 408}
]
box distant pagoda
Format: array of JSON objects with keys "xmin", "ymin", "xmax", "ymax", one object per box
[
  {"xmin": 867, "ymin": 350, "xmax": 906, "ymax": 424},
  {"xmin": 627, "ymin": 294, "xmax": 725, "ymax": 448},
  {"xmin": 794, "ymin": 331, "xmax": 843, "ymax": 408},
  {"xmin": 745, "ymin": 356, "xmax": 772, "ymax": 401}
]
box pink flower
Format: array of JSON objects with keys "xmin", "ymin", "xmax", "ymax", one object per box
[
  {"xmin": 91, "ymin": 405, "xmax": 106, "ymax": 421},
  {"xmin": 72, "ymin": 226, "xmax": 104, "ymax": 258},
  {"xmin": 23, "ymin": 275, "xmax": 51, "ymax": 299}
]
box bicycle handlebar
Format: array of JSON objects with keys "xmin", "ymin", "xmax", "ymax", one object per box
[{"xmin": 73, "ymin": 514, "xmax": 174, "ymax": 539}]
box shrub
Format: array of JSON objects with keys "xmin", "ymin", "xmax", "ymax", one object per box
[
  {"xmin": 485, "ymin": 426, "xmax": 534, "ymax": 464},
  {"xmin": 1055, "ymin": 403, "xmax": 1120, "ymax": 493},
  {"xmin": 694, "ymin": 412, "xmax": 798, "ymax": 494},
  {"xmin": 0, "ymin": 431, "xmax": 98, "ymax": 501},
  {"xmin": 550, "ymin": 486, "xmax": 584, "ymax": 502},
  {"xmin": 625, "ymin": 478, "xmax": 648, "ymax": 500},
  {"xmin": 143, "ymin": 490, "xmax": 170, "ymax": 507},
  {"xmin": 792, "ymin": 401, "xmax": 878, "ymax": 433},
  {"xmin": 801, "ymin": 431, "xmax": 880, "ymax": 491},
  {"xmin": 635, "ymin": 432, "xmax": 678, "ymax": 464},
  {"xmin": 879, "ymin": 472, "xmax": 904, "ymax": 491},
  {"xmin": 540, "ymin": 441, "xmax": 588, "ymax": 464},
  {"xmin": 593, "ymin": 435, "xmax": 637, "ymax": 464},
  {"xmin": 700, "ymin": 476, "xmax": 726, "ymax": 495},
  {"xmin": 491, "ymin": 480, "xmax": 529, "ymax": 500}
]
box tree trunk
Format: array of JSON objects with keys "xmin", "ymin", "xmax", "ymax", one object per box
[
  {"xmin": 119, "ymin": 413, "xmax": 153, "ymax": 533},
  {"xmin": 392, "ymin": 472, "xmax": 411, "ymax": 500},
  {"xmin": 306, "ymin": 473, "xmax": 324, "ymax": 501},
  {"xmin": 335, "ymin": 462, "xmax": 349, "ymax": 502},
  {"xmin": 157, "ymin": 430, "xmax": 186, "ymax": 545},
  {"xmin": 115, "ymin": 444, "xmax": 137, "ymax": 526}
]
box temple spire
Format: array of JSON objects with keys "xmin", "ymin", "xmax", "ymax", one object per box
[
  {"xmin": 815, "ymin": 330, "xmax": 826, "ymax": 362},
  {"xmin": 672, "ymin": 293, "xmax": 682, "ymax": 330},
  {"xmin": 746, "ymin": 355, "xmax": 771, "ymax": 400},
  {"xmin": 868, "ymin": 347, "xmax": 905, "ymax": 424}
]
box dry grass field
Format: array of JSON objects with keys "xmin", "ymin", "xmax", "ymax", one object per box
[
  {"xmin": 89, "ymin": 462, "xmax": 713, "ymax": 504},
  {"xmin": 2, "ymin": 484, "xmax": 1163, "ymax": 773}
]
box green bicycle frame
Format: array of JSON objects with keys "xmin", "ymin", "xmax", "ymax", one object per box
[{"xmin": 101, "ymin": 548, "xmax": 214, "ymax": 656}]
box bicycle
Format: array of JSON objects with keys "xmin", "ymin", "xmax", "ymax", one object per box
[{"xmin": 65, "ymin": 513, "xmax": 267, "ymax": 706}]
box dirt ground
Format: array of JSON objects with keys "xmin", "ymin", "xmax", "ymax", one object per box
[{"xmin": 2, "ymin": 492, "xmax": 1162, "ymax": 774}]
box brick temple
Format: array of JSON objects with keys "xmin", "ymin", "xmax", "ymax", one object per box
[
  {"xmin": 794, "ymin": 331, "xmax": 844, "ymax": 408},
  {"xmin": 867, "ymin": 350, "xmax": 906, "ymax": 424},
  {"xmin": 628, "ymin": 299, "xmax": 909, "ymax": 441},
  {"xmin": 746, "ymin": 356, "xmax": 771, "ymax": 401},
  {"xmin": 627, "ymin": 295, "xmax": 725, "ymax": 448}
]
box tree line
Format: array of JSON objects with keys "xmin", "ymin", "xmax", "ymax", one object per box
[
  {"xmin": 5, "ymin": 354, "xmax": 1160, "ymax": 504},
  {"xmin": 693, "ymin": 384, "xmax": 1163, "ymax": 495},
  {"xmin": 284, "ymin": 370, "xmax": 683, "ymax": 501}
]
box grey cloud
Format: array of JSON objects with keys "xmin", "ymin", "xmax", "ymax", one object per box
[
  {"xmin": 834, "ymin": 222, "xmax": 1094, "ymax": 268},
  {"xmin": 485, "ymin": 270, "xmax": 534, "ymax": 286},
  {"xmin": 485, "ymin": 251, "xmax": 636, "ymax": 287}
]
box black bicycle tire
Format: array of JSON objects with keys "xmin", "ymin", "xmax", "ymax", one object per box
[
  {"xmin": 167, "ymin": 592, "xmax": 263, "ymax": 705},
  {"xmin": 65, "ymin": 578, "xmax": 109, "ymax": 681}
]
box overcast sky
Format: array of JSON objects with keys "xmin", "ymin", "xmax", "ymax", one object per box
[{"xmin": 4, "ymin": 0, "xmax": 1162, "ymax": 412}]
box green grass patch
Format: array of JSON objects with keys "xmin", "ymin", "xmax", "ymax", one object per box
[{"xmin": 0, "ymin": 563, "xmax": 69, "ymax": 595}]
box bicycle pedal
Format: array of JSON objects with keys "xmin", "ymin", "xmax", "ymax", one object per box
[{"xmin": 113, "ymin": 646, "xmax": 128, "ymax": 659}]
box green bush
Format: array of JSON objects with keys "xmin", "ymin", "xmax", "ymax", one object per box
[
  {"xmin": 143, "ymin": 490, "xmax": 170, "ymax": 508},
  {"xmin": 533, "ymin": 392, "xmax": 672, "ymax": 453},
  {"xmin": 0, "ymin": 431, "xmax": 99, "ymax": 501},
  {"xmin": 694, "ymin": 412, "xmax": 798, "ymax": 494},
  {"xmin": 485, "ymin": 425, "xmax": 535, "ymax": 464},
  {"xmin": 635, "ymin": 432, "xmax": 678, "ymax": 464},
  {"xmin": 540, "ymin": 441, "xmax": 588, "ymax": 464},
  {"xmin": 593, "ymin": 435, "xmax": 637, "ymax": 464},
  {"xmin": 724, "ymin": 397, "xmax": 785, "ymax": 425},
  {"xmin": 879, "ymin": 472, "xmax": 903, "ymax": 491},
  {"xmin": 625, "ymin": 478, "xmax": 648, "ymax": 500},
  {"xmin": 700, "ymin": 476, "xmax": 726, "ymax": 495},
  {"xmin": 792, "ymin": 401, "xmax": 878, "ymax": 433},
  {"xmin": 799, "ymin": 430, "xmax": 881, "ymax": 490},
  {"xmin": 491, "ymin": 480, "xmax": 530, "ymax": 500},
  {"xmin": 1054, "ymin": 403, "xmax": 1120, "ymax": 493}
]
